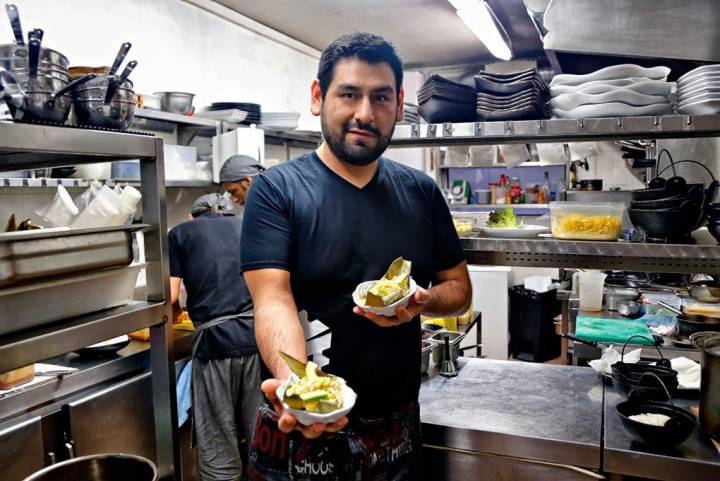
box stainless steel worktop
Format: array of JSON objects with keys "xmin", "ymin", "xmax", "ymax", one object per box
[
  {"xmin": 603, "ymin": 385, "xmax": 720, "ymax": 481},
  {"xmin": 419, "ymin": 358, "xmax": 603, "ymax": 469}
]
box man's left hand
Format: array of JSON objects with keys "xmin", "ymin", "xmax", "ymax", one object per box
[{"xmin": 353, "ymin": 286, "xmax": 429, "ymax": 327}]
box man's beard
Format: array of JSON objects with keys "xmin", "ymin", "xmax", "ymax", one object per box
[{"xmin": 321, "ymin": 114, "xmax": 395, "ymax": 166}]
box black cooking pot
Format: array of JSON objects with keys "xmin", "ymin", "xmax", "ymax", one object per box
[
  {"xmin": 658, "ymin": 301, "xmax": 720, "ymax": 335},
  {"xmin": 616, "ymin": 398, "xmax": 696, "ymax": 447}
]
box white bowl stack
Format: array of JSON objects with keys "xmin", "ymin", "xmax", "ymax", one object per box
[
  {"xmin": 549, "ymin": 64, "xmax": 673, "ymax": 119},
  {"xmin": 676, "ymin": 65, "xmax": 720, "ymax": 115}
]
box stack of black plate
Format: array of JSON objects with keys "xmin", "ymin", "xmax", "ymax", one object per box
[
  {"xmin": 474, "ymin": 68, "xmax": 550, "ymax": 121},
  {"xmin": 417, "ymin": 75, "xmax": 476, "ymax": 123},
  {"xmin": 208, "ymin": 102, "xmax": 261, "ymax": 125}
]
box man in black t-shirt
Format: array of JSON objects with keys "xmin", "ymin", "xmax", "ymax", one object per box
[
  {"xmin": 169, "ymin": 158, "xmax": 264, "ymax": 481},
  {"xmin": 241, "ymin": 33, "xmax": 471, "ymax": 480}
]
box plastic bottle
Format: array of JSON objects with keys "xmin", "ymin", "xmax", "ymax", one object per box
[{"xmin": 541, "ymin": 171, "xmax": 551, "ymax": 205}]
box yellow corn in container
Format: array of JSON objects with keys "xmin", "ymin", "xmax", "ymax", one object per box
[{"xmin": 421, "ymin": 314, "xmax": 458, "ymax": 332}]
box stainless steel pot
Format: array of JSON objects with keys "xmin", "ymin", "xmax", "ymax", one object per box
[
  {"xmin": 73, "ymin": 98, "xmax": 136, "ymax": 130},
  {"xmin": 604, "ymin": 287, "xmax": 639, "ymax": 311},
  {"xmin": 81, "ymin": 74, "xmax": 134, "ymax": 91},
  {"xmin": 421, "ymin": 340, "xmax": 432, "ymax": 373},
  {"xmin": 690, "ymin": 331, "xmax": 720, "ymax": 441},
  {"xmin": 21, "ymin": 453, "xmax": 157, "ymax": 481},
  {"xmin": 8, "ymin": 74, "xmax": 95, "ymax": 123},
  {"xmin": 429, "ymin": 330, "xmax": 466, "ymax": 364},
  {"xmin": 0, "ymin": 57, "xmax": 67, "ymax": 74},
  {"xmin": 13, "ymin": 74, "xmax": 68, "ymax": 93},
  {"xmin": 0, "ymin": 43, "xmax": 69, "ymax": 68},
  {"xmin": 689, "ymin": 283, "xmax": 720, "ymax": 303},
  {"xmin": 11, "ymin": 67, "xmax": 69, "ymax": 82},
  {"xmin": 74, "ymin": 86, "xmax": 135, "ymax": 103}
]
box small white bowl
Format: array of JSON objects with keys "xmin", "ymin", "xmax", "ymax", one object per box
[
  {"xmin": 352, "ymin": 278, "xmax": 418, "ymax": 317},
  {"xmin": 276, "ymin": 374, "xmax": 357, "ymax": 425}
]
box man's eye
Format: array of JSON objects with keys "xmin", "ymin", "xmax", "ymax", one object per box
[
  {"xmin": 374, "ymin": 95, "xmax": 389, "ymax": 102},
  {"xmin": 341, "ymin": 93, "xmax": 356, "ymax": 99}
]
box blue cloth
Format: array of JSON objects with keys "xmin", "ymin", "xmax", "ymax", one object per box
[
  {"xmin": 240, "ymin": 151, "xmax": 465, "ymax": 417},
  {"xmin": 176, "ymin": 360, "xmax": 193, "ymax": 428},
  {"xmin": 168, "ymin": 212, "xmax": 257, "ymax": 359}
]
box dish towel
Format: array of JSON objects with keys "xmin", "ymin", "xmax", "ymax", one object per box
[
  {"xmin": 575, "ymin": 316, "xmax": 655, "ymax": 345},
  {"xmin": 176, "ymin": 360, "xmax": 193, "ymax": 428}
]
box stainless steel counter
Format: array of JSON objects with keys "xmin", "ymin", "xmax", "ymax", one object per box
[
  {"xmin": 603, "ymin": 385, "xmax": 720, "ymax": 481},
  {"xmin": 419, "ymin": 358, "xmax": 603, "ymax": 469}
]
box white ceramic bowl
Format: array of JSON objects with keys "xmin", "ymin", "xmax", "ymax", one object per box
[
  {"xmin": 352, "ymin": 278, "xmax": 418, "ymax": 316},
  {"xmin": 276, "ymin": 373, "xmax": 357, "ymax": 425}
]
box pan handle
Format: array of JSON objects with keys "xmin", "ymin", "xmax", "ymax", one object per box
[
  {"xmin": 627, "ymin": 371, "xmax": 673, "ymax": 403},
  {"xmin": 561, "ymin": 332, "xmax": 598, "ymax": 348},
  {"xmin": 5, "ymin": 4, "xmax": 24, "ymax": 46},
  {"xmin": 108, "ymin": 42, "xmax": 131, "ymax": 77},
  {"xmin": 658, "ymin": 301, "xmax": 683, "ymax": 316},
  {"xmin": 620, "ymin": 334, "xmax": 664, "ymax": 361},
  {"xmin": 52, "ymin": 73, "xmax": 96, "ymax": 100}
]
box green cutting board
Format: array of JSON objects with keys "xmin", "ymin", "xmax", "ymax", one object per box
[{"xmin": 575, "ymin": 316, "xmax": 654, "ymax": 345}]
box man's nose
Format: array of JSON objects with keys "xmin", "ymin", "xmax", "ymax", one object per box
[{"xmin": 354, "ymin": 96, "xmax": 375, "ymax": 125}]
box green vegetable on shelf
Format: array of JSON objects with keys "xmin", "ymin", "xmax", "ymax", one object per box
[{"xmin": 487, "ymin": 206, "xmax": 523, "ymax": 229}]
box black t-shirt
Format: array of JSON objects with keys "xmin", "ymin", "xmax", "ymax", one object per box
[
  {"xmin": 168, "ymin": 212, "xmax": 257, "ymax": 359},
  {"xmin": 240, "ymin": 151, "xmax": 465, "ymax": 417}
]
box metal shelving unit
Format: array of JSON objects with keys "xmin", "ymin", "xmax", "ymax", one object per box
[
  {"xmin": 0, "ymin": 123, "xmax": 179, "ymax": 480},
  {"xmin": 390, "ymin": 114, "xmax": 720, "ymax": 146},
  {"xmin": 461, "ymin": 237, "xmax": 720, "ymax": 273},
  {"xmin": 390, "ymin": 114, "xmax": 720, "ymax": 273}
]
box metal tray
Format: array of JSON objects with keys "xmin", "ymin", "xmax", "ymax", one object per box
[
  {"xmin": 0, "ymin": 225, "xmax": 146, "ymax": 288},
  {"xmin": 0, "ymin": 264, "xmax": 144, "ymax": 336}
]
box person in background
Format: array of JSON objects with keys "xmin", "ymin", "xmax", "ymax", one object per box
[
  {"xmin": 241, "ymin": 32, "xmax": 472, "ymax": 480},
  {"xmin": 220, "ymin": 154, "xmax": 266, "ymax": 209},
  {"xmin": 168, "ymin": 158, "xmax": 263, "ymax": 481}
]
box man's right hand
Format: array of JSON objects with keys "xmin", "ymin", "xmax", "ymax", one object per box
[{"xmin": 261, "ymin": 379, "xmax": 348, "ymax": 439}]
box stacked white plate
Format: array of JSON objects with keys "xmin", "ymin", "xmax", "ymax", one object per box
[
  {"xmin": 401, "ymin": 103, "xmax": 420, "ymax": 124},
  {"xmin": 195, "ymin": 109, "xmax": 249, "ymax": 123},
  {"xmin": 676, "ymin": 64, "xmax": 720, "ymax": 115},
  {"xmin": 259, "ymin": 112, "xmax": 300, "ymax": 130},
  {"xmin": 549, "ymin": 64, "xmax": 673, "ymax": 119}
]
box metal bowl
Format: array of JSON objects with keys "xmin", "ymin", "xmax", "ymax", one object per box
[
  {"xmin": 0, "ymin": 57, "xmax": 68, "ymax": 74},
  {"xmin": 154, "ymin": 91, "xmax": 194, "ymax": 114},
  {"xmin": 0, "ymin": 43, "xmax": 69, "ymax": 69},
  {"xmin": 21, "ymin": 453, "xmax": 157, "ymax": 481},
  {"xmin": 11, "ymin": 68, "xmax": 70, "ymax": 82},
  {"xmin": 74, "ymin": 86, "xmax": 135, "ymax": 103},
  {"xmin": 8, "ymin": 92, "xmax": 73, "ymax": 123},
  {"xmin": 73, "ymin": 98, "xmax": 136, "ymax": 130},
  {"xmin": 13, "ymin": 75, "xmax": 70, "ymax": 94},
  {"xmin": 83, "ymin": 74, "xmax": 134, "ymax": 90}
]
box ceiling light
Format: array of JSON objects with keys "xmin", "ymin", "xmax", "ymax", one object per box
[{"xmin": 449, "ymin": 0, "xmax": 513, "ymax": 61}]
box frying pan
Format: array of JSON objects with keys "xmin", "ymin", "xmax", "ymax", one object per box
[{"xmin": 658, "ymin": 301, "xmax": 720, "ymax": 335}]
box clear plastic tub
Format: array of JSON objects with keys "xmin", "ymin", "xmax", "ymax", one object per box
[{"xmin": 550, "ymin": 201, "xmax": 625, "ymax": 240}]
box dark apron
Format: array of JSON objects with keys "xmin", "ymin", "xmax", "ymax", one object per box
[
  {"xmin": 190, "ymin": 309, "xmax": 254, "ymax": 446},
  {"xmin": 247, "ymin": 401, "xmax": 421, "ymax": 481}
]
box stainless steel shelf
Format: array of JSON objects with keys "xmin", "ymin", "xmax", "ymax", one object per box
[
  {"xmin": 0, "ymin": 178, "xmax": 212, "ymax": 188},
  {"xmin": 0, "ymin": 301, "xmax": 166, "ymax": 374},
  {"xmin": 390, "ymin": 114, "xmax": 720, "ymax": 146},
  {"xmin": 461, "ymin": 237, "xmax": 720, "ymax": 273},
  {"xmin": 0, "ymin": 123, "xmax": 160, "ymax": 170},
  {"xmin": 134, "ymin": 108, "xmax": 219, "ymax": 128}
]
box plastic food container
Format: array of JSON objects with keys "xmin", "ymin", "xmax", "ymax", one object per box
[{"xmin": 550, "ymin": 202, "xmax": 624, "ymax": 240}]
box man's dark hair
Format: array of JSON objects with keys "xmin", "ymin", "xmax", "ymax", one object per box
[{"xmin": 317, "ymin": 32, "xmax": 403, "ymax": 98}]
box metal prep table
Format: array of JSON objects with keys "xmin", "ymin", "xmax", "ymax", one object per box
[
  {"xmin": 419, "ymin": 358, "xmax": 604, "ymax": 481},
  {"xmin": 603, "ymin": 385, "xmax": 720, "ymax": 481}
]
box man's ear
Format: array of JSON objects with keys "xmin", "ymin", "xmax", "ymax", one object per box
[
  {"xmin": 396, "ymin": 86, "xmax": 405, "ymax": 123},
  {"xmin": 311, "ymin": 79, "xmax": 322, "ymax": 117}
]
